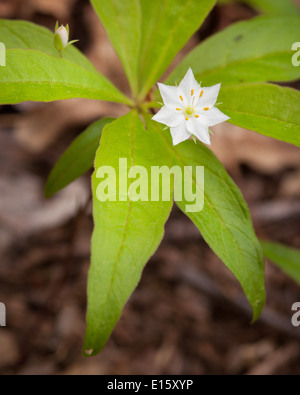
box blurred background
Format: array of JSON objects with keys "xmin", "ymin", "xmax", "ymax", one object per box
[{"xmin": 0, "ymin": 0, "xmax": 300, "ymax": 375}]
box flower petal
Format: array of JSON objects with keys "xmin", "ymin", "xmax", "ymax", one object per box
[
  {"xmin": 197, "ymin": 83, "xmax": 221, "ymax": 109},
  {"xmin": 203, "ymin": 107, "xmax": 230, "ymax": 127},
  {"xmin": 56, "ymin": 26, "xmax": 69, "ymax": 48},
  {"xmin": 186, "ymin": 117, "xmax": 211, "ymax": 145},
  {"xmin": 170, "ymin": 122, "xmax": 191, "ymax": 146},
  {"xmin": 178, "ymin": 68, "xmax": 201, "ymax": 105},
  {"xmin": 152, "ymin": 106, "xmax": 184, "ymax": 127},
  {"xmin": 157, "ymin": 83, "xmax": 181, "ymax": 108}
]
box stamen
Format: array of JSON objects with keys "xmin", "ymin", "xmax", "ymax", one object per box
[
  {"xmin": 195, "ymin": 115, "xmax": 199, "ymax": 118},
  {"xmin": 185, "ymin": 117, "xmax": 189, "ymax": 121},
  {"xmin": 179, "ymin": 95, "xmax": 184, "ymax": 101},
  {"xmin": 204, "ymin": 107, "xmax": 209, "ymax": 111},
  {"xmin": 176, "ymin": 108, "xmax": 181, "ymax": 111},
  {"xmin": 191, "ymin": 89, "xmax": 194, "ymax": 96},
  {"xmin": 200, "ymin": 90, "xmax": 204, "ymax": 98}
]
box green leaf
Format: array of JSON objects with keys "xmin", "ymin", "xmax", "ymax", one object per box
[
  {"xmin": 218, "ymin": 83, "xmax": 300, "ymax": 147},
  {"xmin": 91, "ymin": 0, "xmax": 216, "ymax": 99},
  {"xmin": 84, "ymin": 111, "xmax": 173, "ymax": 355},
  {"xmin": 45, "ymin": 118, "xmax": 113, "ymax": 198},
  {"xmin": 137, "ymin": 0, "xmax": 216, "ymax": 100},
  {"xmin": 218, "ymin": 0, "xmax": 299, "ymax": 15},
  {"xmin": 145, "ymin": 117, "xmax": 265, "ymax": 321},
  {"xmin": 90, "ymin": 0, "xmax": 141, "ymax": 95},
  {"xmin": 167, "ymin": 16, "xmax": 300, "ymax": 87},
  {"xmin": 261, "ymin": 241, "xmax": 300, "ymax": 285},
  {"xmin": 243, "ymin": 0, "xmax": 299, "ymax": 15},
  {"xmin": 0, "ymin": 19, "xmax": 131, "ymax": 105}
]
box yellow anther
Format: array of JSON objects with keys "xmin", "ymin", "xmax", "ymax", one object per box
[
  {"xmin": 204, "ymin": 107, "xmax": 209, "ymax": 111},
  {"xmin": 200, "ymin": 90, "xmax": 204, "ymax": 98},
  {"xmin": 179, "ymin": 95, "xmax": 184, "ymax": 101},
  {"xmin": 195, "ymin": 115, "xmax": 199, "ymax": 118},
  {"xmin": 185, "ymin": 117, "xmax": 189, "ymax": 121},
  {"xmin": 176, "ymin": 108, "xmax": 181, "ymax": 111},
  {"xmin": 191, "ymin": 89, "xmax": 194, "ymax": 96}
]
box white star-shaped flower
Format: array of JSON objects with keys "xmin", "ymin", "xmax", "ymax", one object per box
[{"xmin": 152, "ymin": 68, "xmax": 230, "ymax": 146}]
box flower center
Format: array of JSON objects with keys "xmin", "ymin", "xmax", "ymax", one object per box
[
  {"xmin": 185, "ymin": 105, "xmax": 194, "ymax": 116},
  {"xmin": 176, "ymin": 97, "xmax": 200, "ymax": 120}
]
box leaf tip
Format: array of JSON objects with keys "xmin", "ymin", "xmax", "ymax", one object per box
[
  {"xmin": 83, "ymin": 348, "xmax": 94, "ymax": 357},
  {"xmin": 250, "ymin": 294, "xmax": 266, "ymax": 324},
  {"xmin": 44, "ymin": 181, "xmax": 55, "ymax": 199}
]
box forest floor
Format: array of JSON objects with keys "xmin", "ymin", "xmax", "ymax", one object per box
[{"xmin": 0, "ymin": 0, "xmax": 300, "ymax": 375}]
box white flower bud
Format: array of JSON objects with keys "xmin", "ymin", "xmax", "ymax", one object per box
[
  {"xmin": 54, "ymin": 22, "xmax": 70, "ymax": 53},
  {"xmin": 56, "ymin": 25, "xmax": 69, "ymax": 48},
  {"xmin": 53, "ymin": 22, "xmax": 78, "ymax": 55}
]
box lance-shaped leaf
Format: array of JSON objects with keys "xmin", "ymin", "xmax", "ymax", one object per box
[
  {"xmin": 137, "ymin": 0, "xmax": 216, "ymax": 100},
  {"xmin": 245, "ymin": 0, "xmax": 299, "ymax": 14},
  {"xmin": 45, "ymin": 118, "xmax": 113, "ymax": 198},
  {"xmin": 262, "ymin": 241, "xmax": 300, "ymax": 285},
  {"xmin": 0, "ymin": 19, "xmax": 131, "ymax": 105},
  {"xmin": 84, "ymin": 111, "xmax": 173, "ymax": 355},
  {"xmin": 218, "ymin": 83, "xmax": 300, "ymax": 147},
  {"xmin": 244, "ymin": 0, "xmax": 299, "ymax": 15},
  {"xmin": 90, "ymin": 0, "xmax": 141, "ymax": 95},
  {"xmin": 218, "ymin": 0, "xmax": 299, "ymax": 15},
  {"xmin": 145, "ymin": 117, "xmax": 265, "ymax": 321},
  {"xmin": 91, "ymin": 0, "xmax": 216, "ymax": 99},
  {"xmin": 167, "ymin": 16, "xmax": 300, "ymax": 87}
]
